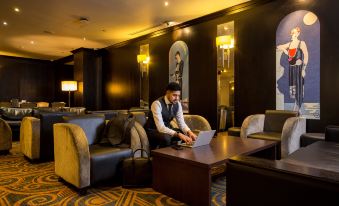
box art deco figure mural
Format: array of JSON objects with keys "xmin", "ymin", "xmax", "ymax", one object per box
[
  {"xmin": 276, "ymin": 10, "xmax": 320, "ymax": 119},
  {"xmin": 169, "ymin": 41, "xmax": 189, "ymax": 112}
]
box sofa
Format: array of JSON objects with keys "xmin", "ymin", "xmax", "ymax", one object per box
[
  {"xmin": 226, "ymin": 154, "xmax": 339, "ymax": 206},
  {"xmin": 53, "ymin": 112, "xmax": 211, "ymax": 191},
  {"xmin": 20, "ymin": 111, "xmax": 75, "ymax": 161},
  {"xmin": 0, "ymin": 118, "xmax": 12, "ymax": 154},
  {"xmin": 240, "ymin": 110, "xmax": 306, "ymax": 158},
  {"xmin": 53, "ymin": 114, "xmax": 138, "ymax": 191}
]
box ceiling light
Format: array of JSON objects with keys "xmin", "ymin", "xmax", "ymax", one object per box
[
  {"xmin": 30, "ymin": 41, "xmax": 35, "ymax": 44},
  {"xmin": 164, "ymin": 1, "xmax": 169, "ymax": 6},
  {"xmin": 14, "ymin": 7, "xmax": 20, "ymax": 12},
  {"xmin": 3, "ymin": 21, "xmax": 8, "ymax": 26}
]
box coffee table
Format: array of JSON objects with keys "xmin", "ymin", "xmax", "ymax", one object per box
[{"xmin": 152, "ymin": 135, "xmax": 277, "ymax": 206}]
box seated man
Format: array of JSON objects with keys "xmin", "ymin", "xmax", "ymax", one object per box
[{"xmin": 145, "ymin": 82, "xmax": 197, "ymax": 148}]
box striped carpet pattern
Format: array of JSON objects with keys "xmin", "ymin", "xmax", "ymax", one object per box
[{"xmin": 0, "ymin": 143, "xmax": 226, "ymax": 205}]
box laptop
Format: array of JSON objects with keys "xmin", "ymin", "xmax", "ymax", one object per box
[{"xmin": 180, "ymin": 130, "xmax": 216, "ymax": 148}]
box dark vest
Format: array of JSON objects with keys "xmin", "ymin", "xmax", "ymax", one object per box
[{"xmin": 145, "ymin": 96, "xmax": 179, "ymax": 130}]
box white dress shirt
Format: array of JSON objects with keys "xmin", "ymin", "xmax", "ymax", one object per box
[{"xmin": 151, "ymin": 96, "xmax": 190, "ymax": 136}]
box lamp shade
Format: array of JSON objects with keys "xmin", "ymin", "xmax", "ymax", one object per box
[
  {"xmin": 216, "ymin": 35, "xmax": 234, "ymax": 48},
  {"xmin": 61, "ymin": 81, "xmax": 77, "ymax": 91},
  {"xmin": 137, "ymin": 54, "xmax": 150, "ymax": 63}
]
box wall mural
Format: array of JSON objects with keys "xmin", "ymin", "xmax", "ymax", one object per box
[
  {"xmin": 276, "ymin": 10, "xmax": 320, "ymax": 119},
  {"xmin": 169, "ymin": 41, "xmax": 189, "ymax": 113}
]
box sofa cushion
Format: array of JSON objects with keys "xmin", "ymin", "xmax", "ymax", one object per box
[
  {"xmin": 103, "ymin": 113, "xmax": 135, "ymax": 146},
  {"xmin": 89, "ymin": 144, "xmax": 132, "ymax": 184},
  {"xmin": 248, "ymin": 132, "xmax": 281, "ymax": 141},
  {"xmin": 63, "ymin": 115, "xmax": 105, "ymax": 145},
  {"xmin": 263, "ymin": 110, "xmax": 298, "ymax": 133}
]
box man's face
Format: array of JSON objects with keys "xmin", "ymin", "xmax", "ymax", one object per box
[
  {"xmin": 175, "ymin": 54, "xmax": 180, "ymax": 62},
  {"xmin": 166, "ymin": 90, "xmax": 180, "ymax": 104}
]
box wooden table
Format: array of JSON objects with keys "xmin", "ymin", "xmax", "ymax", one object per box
[{"xmin": 152, "ymin": 135, "xmax": 277, "ymax": 206}]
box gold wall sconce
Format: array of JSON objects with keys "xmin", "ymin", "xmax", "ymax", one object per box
[
  {"xmin": 216, "ymin": 35, "xmax": 234, "ymax": 68},
  {"xmin": 137, "ymin": 54, "xmax": 150, "ymax": 64}
]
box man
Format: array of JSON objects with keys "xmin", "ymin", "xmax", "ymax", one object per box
[
  {"xmin": 174, "ymin": 51, "xmax": 184, "ymax": 90},
  {"xmin": 145, "ymin": 82, "xmax": 197, "ymax": 149}
]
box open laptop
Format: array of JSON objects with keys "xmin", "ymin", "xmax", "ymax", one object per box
[{"xmin": 179, "ymin": 130, "xmax": 216, "ymax": 148}]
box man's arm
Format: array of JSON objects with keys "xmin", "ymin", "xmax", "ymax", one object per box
[
  {"xmin": 151, "ymin": 101, "xmax": 176, "ymax": 136},
  {"xmin": 175, "ymin": 103, "xmax": 197, "ymax": 140}
]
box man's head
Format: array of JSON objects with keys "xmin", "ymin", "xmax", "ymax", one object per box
[{"xmin": 165, "ymin": 82, "xmax": 181, "ymax": 104}]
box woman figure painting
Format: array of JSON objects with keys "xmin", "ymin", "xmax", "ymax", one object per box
[{"xmin": 277, "ymin": 26, "xmax": 309, "ymax": 113}]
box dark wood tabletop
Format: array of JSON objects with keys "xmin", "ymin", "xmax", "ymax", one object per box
[
  {"xmin": 152, "ymin": 134, "xmax": 277, "ymax": 168},
  {"xmin": 282, "ymin": 141, "xmax": 339, "ymax": 173}
]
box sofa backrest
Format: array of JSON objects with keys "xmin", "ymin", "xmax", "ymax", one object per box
[
  {"xmin": 264, "ymin": 110, "xmax": 298, "ymax": 133},
  {"xmin": 130, "ymin": 111, "xmax": 147, "ymax": 126},
  {"xmin": 39, "ymin": 112, "xmax": 75, "ymax": 160},
  {"xmin": 325, "ymin": 125, "xmax": 339, "ymax": 142},
  {"xmin": 63, "ymin": 114, "xmax": 105, "ymax": 145}
]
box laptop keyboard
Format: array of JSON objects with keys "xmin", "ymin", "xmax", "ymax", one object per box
[{"xmin": 182, "ymin": 141, "xmax": 195, "ymax": 146}]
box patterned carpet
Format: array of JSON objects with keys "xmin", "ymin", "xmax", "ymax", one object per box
[{"xmin": 0, "ymin": 142, "xmax": 226, "ymax": 206}]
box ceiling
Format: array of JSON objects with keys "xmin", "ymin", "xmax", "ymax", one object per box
[{"xmin": 0, "ymin": 0, "xmax": 248, "ymax": 60}]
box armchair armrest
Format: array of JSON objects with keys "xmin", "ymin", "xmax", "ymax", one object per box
[
  {"xmin": 240, "ymin": 114, "xmax": 265, "ymax": 138},
  {"xmin": 53, "ymin": 123, "xmax": 90, "ymax": 189},
  {"xmin": 281, "ymin": 117, "xmax": 306, "ymax": 158},
  {"xmin": 0, "ymin": 118, "xmax": 12, "ymax": 151},
  {"xmin": 20, "ymin": 117, "xmax": 40, "ymax": 159}
]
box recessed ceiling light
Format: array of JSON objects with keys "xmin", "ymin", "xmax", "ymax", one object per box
[
  {"xmin": 3, "ymin": 21, "xmax": 8, "ymax": 26},
  {"xmin": 30, "ymin": 41, "xmax": 35, "ymax": 44},
  {"xmin": 14, "ymin": 7, "xmax": 20, "ymax": 12},
  {"xmin": 164, "ymin": 1, "xmax": 169, "ymax": 6}
]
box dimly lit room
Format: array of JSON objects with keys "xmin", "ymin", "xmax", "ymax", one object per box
[{"xmin": 1, "ymin": 0, "xmax": 338, "ymax": 205}]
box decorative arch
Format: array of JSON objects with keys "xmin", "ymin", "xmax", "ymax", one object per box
[
  {"xmin": 169, "ymin": 41, "xmax": 189, "ymax": 113},
  {"xmin": 276, "ymin": 10, "xmax": 320, "ymax": 119}
]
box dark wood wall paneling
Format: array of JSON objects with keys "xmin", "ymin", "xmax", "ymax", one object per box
[
  {"xmin": 101, "ymin": 1, "xmax": 267, "ymax": 129},
  {"xmin": 73, "ymin": 48, "xmax": 102, "ymax": 110},
  {"xmin": 101, "ymin": 0, "xmax": 338, "ymax": 132},
  {"xmin": 102, "ymin": 45, "xmax": 140, "ymax": 110},
  {"xmin": 0, "ymin": 55, "xmax": 56, "ymax": 102},
  {"xmin": 53, "ymin": 63, "xmax": 74, "ymax": 104}
]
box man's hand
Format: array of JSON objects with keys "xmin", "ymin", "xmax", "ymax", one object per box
[
  {"xmin": 178, "ymin": 133, "xmax": 193, "ymax": 143},
  {"xmin": 187, "ymin": 130, "xmax": 197, "ymax": 141}
]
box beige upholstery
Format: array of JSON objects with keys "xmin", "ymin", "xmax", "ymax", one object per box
[
  {"xmin": 20, "ymin": 102, "xmax": 37, "ymax": 108},
  {"xmin": 68, "ymin": 107, "xmax": 86, "ymax": 115},
  {"xmin": 240, "ymin": 114, "xmax": 265, "ymax": 138},
  {"xmin": 37, "ymin": 102, "xmax": 49, "ymax": 107},
  {"xmin": 0, "ymin": 118, "xmax": 12, "ymax": 152},
  {"xmin": 54, "ymin": 123, "xmax": 90, "ymax": 189},
  {"xmin": 0, "ymin": 102, "xmax": 11, "ymax": 107},
  {"xmin": 240, "ymin": 111, "xmax": 306, "ymax": 158},
  {"xmin": 130, "ymin": 121, "xmax": 150, "ymax": 157},
  {"xmin": 51, "ymin": 102, "xmax": 66, "ymax": 108},
  {"xmin": 20, "ymin": 117, "xmax": 40, "ymax": 160},
  {"xmin": 171, "ymin": 114, "xmax": 212, "ymax": 133}
]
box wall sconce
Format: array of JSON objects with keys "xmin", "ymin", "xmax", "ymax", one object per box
[
  {"xmin": 216, "ymin": 35, "xmax": 234, "ymax": 68},
  {"xmin": 137, "ymin": 54, "xmax": 150, "ymax": 64},
  {"xmin": 61, "ymin": 81, "xmax": 77, "ymax": 107}
]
